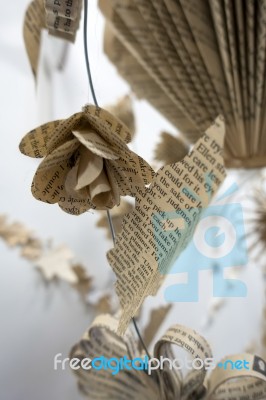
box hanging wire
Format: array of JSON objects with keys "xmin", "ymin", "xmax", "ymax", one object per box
[{"xmin": 83, "ymin": 0, "xmax": 151, "ymax": 359}]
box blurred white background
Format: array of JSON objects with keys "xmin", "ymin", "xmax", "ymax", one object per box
[{"xmin": 0, "ymin": 1, "xmax": 264, "ymax": 399}]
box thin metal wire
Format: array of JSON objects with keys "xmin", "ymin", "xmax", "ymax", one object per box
[
  {"xmin": 83, "ymin": 0, "xmax": 150, "ymax": 358},
  {"xmin": 132, "ymin": 318, "xmax": 151, "ymax": 359},
  {"xmin": 83, "ymin": 0, "xmax": 98, "ymax": 107},
  {"xmin": 106, "ymin": 210, "xmax": 116, "ymax": 244}
]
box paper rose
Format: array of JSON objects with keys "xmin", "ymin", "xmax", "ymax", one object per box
[{"xmin": 19, "ymin": 105, "xmax": 154, "ymax": 215}]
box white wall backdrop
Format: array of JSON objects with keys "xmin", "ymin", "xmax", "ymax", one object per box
[{"xmin": 0, "ymin": 1, "xmax": 263, "ymax": 400}]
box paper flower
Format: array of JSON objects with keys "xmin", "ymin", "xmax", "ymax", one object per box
[
  {"xmin": 70, "ymin": 314, "xmax": 266, "ymax": 400},
  {"xmin": 19, "ymin": 105, "xmax": 154, "ymax": 215}
]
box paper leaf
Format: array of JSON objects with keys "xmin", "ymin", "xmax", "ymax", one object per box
[
  {"xmin": 154, "ymin": 132, "xmax": 189, "ymax": 165},
  {"xmin": 71, "ymin": 264, "xmax": 93, "ymax": 299},
  {"xmin": 95, "ymin": 294, "xmax": 113, "ymax": 314},
  {"xmin": 19, "ymin": 120, "xmax": 62, "ymax": 158},
  {"xmin": 107, "ymin": 116, "xmax": 226, "ymax": 334},
  {"xmin": 20, "ymin": 238, "xmax": 43, "ymax": 260},
  {"xmin": 0, "ymin": 216, "xmax": 33, "ymax": 247},
  {"xmin": 106, "ymin": 95, "xmax": 136, "ymax": 138},
  {"xmin": 23, "ymin": 0, "xmax": 46, "ymax": 77},
  {"xmin": 34, "ymin": 245, "xmax": 77, "ymax": 283}
]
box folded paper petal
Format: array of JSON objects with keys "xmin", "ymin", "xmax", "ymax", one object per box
[
  {"xmin": 108, "ymin": 154, "xmax": 154, "ymax": 197},
  {"xmin": 19, "ymin": 120, "xmax": 62, "ymax": 158},
  {"xmin": 83, "ymin": 104, "xmax": 132, "ymax": 144},
  {"xmin": 32, "ymin": 159, "xmax": 70, "ymax": 203},
  {"xmin": 73, "ymin": 129, "xmax": 120, "ymax": 160},
  {"xmin": 38, "ymin": 138, "xmax": 79, "ymax": 171},
  {"xmin": 89, "ymin": 169, "xmax": 113, "ymax": 209},
  {"xmin": 46, "ymin": 112, "xmax": 83, "ymax": 153},
  {"xmin": 64, "ymin": 162, "xmax": 80, "ymax": 198},
  {"xmin": 75, "ymin": 147, "xmax": 103, "ymax": 190},
  {"xmin": 105, "ymin": 161, "xmax": 121, "ymax": 206},
  {"xmin": 58, "ymin": 191, "xmax": 95, "ymax": 215}
]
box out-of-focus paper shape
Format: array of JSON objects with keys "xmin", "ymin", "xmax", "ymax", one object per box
[
  {"xmin": 70, "ymin": 314, "xmax": 159, "ymax": 399},
  {"xmin": 247, "ymin": 186, "xmax": 266, "ymax": 258},
  {"xmin": 23, "ymin": 0, "xmax": 46, "ymax": 76},
  {"xmin": 0, "ymin": 215, "xmax": 33, "ymax": 247},
  {"xmin": 202, "ymin": 265, "xmax": 244, "ymax": 329},
  {"xmin": 87, "ymin": 285, "xmax": 120, "ymax": 314},
  {"xmin": 0, "ymin": 214, "xmax": 42, "ymax": 260},
  {"xmin": 201, "ymin": 298, "xmax": 226, "ymax": 329},
  {"xmin": 44, "ymin": 0, "xmax": 82, "ymax": 41},
  {"xmin": 240, "ymin": 181, "xmax": 266, "ymax": 359},
  {"xmin": 72, "ymin": 264, "xmax": 93, "ymax": 298},
  {"xmin": 20, "ymin": 238, "xmax": 43, "ymax": 260},
  {"xmin": 108, "ymin": 116, "xmax": 226, "ymax": 334},
  {"xmin": 103, "ymin": 23, "xmax": 197, "ymax": 139},
  {"xmin": 154, "ymin": 132, "xmax": 190, "ymax": 165},
  {"xmin": 248, "ymin": 184, "xmax": 266, "ymax": 359},
  {"xmin": 0, "ymin": 213, "xmax": 94, "ymax": 300},
  {"xmin": 100, "ymin": 0, "xmax": 266, "ymax": 169},
  {"xmin": 96, "ymin": 199, "xmax": 134, "ymax": 239},
  {"xmin": 70, "ymin": 314, "xmax": 266, "ymax": 400},
  {"xmin": 261, "ymin": 305, "xmax": 266, "ymax": 360},
  {"xmin": 23, "ymin": 0, "xmax": 81, "ymax": 77},
  {"xmin": 19, "ymin": 105, "xmax": 154, "ymax": 215},
  {"xmin": 143, "ymin": 304, "xmax": 172, "ymax": 347},
  {"xmin": 106, "ymin": 95, "xmax": 136, "ymax": 138},
  {"xmin": 95, "ymin": 294, "xmax": 113, "ymax": 314},
  {"xmin": 34, "ymin": 244, "xmax": 77, "ymax": 283}
]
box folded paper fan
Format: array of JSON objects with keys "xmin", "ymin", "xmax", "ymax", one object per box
[{"xmin": 100, "ymin": 0, "xmax": 266, "ymax": 168}]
